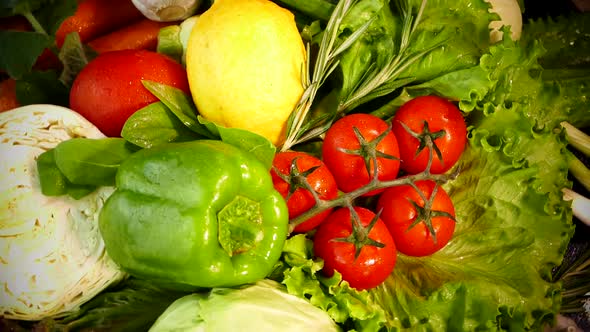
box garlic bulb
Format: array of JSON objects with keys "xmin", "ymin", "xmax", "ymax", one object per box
[{"xmin": 132, "ymin": 0, "xmax": 201, "ymax": 22}]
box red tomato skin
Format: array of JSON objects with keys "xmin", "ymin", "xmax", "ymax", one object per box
[
  {"xmin": 271, "ymin": 151, "xmax": 338, "ymax": 233},
  {"xmin": 322, "ymin": 113, "xmax": 400, "ymax": 196},
  {"xmin": 69, "ymin": 49, "xmax": 190, "ymax": 137},
  {"xmin": 392, "ymin": 95, "xmax": 467, "ymax": 174},
  {"xmin": 313, "ymin": 207, "xmax": 397, "ymax": 290},
  {"xmin": 376, "ymin": 180, "xmax": 455, "ymax": 257}
]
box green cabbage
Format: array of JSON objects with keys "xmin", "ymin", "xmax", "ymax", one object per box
[{"xmin": 149, "ymin": 279, "xmax": 341, "ymax": 332}]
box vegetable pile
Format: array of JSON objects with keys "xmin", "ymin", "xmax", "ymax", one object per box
[{"xmin": 1, "ymin": 0, "xmax": 589, "ymax": 331}]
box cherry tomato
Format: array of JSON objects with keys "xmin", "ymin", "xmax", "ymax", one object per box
[
  {"xmin": 322, "ymin": 113, "xmax": 400, "ymax": 196},
  {"xmin": 392, "ymin": 95, "xmax": 467, "ymax": 174},
  {"xmin": 313, "ymin": 207, "xmax": 396, "ymax": 290},
  {"xmin": 376, "ymin": 180, "xmax": 456, "ymax": 257},
  {"xmin": 70, "ymin": 49, "xmax": 190, "ymax": 137},
  {"xmin": 271, "ymin": 151, "xmax": 338, "ymax": 233}
]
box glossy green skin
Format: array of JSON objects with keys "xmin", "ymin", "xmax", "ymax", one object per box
[{"xmin": 99, "ymin": 140, "xmax": 288, "ymax": 289}]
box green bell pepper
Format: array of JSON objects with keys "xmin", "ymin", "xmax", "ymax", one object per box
[{"xmin": 99, "ymin": 140, "xmax": 288, "ymax": 289}]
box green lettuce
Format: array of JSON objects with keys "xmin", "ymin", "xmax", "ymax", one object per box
[{"xmin": 274, "ymin": 23, "xmax": 580, "ymax": 332}]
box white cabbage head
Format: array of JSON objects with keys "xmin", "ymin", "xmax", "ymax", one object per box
[{"xmin": 0, "ymin": 104, "xmax": 126, "ymax": 321}]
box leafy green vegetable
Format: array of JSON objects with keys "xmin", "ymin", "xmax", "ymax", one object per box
[
  {"xmin": 0, "ymin": 0, "xmax": 77, "ymax": 78},
  {"xmin": 520, "ymin": 13, "xmax": 590, "ymax": 70},
  {"xmin": 14, "ymin": 70, "xmax": 69, "ymax": 106},
  {"xmin": 149, "ymin": 279, "xmax": 341, "ymax": 332},
  {"xmin": 53, "ymin": 138, "xmax": 140, "ymax": 186},
  {"xmin": 199, "ymin": 117, "xmax": 277, "ymax": 170},
  {"xmin": 58, "ymin": 32, "xmax": 97, "ymax": 87},
  {"xmin": 273, "ymin": 13, "xmax": 582, "ymax": 332},
  {"xmin": 0, "ymin": 30, "xmax": 50, "ymax": 78},
  {"xmin": 121, "ymin": 101, "xmax": 203, "ymax": 149},
  {"xmin": 140, "ymin": 80, "xmax": 277, "ymax": 169},
  {"xmin": 35, "ymin": 279, "xmax": 187, "ymax": 332},
  {"xmin": 272, "ymin": 235, "xmax": 387, "ymax": 331},
  {"xmin": 141, "ymin": 80, "xmax": 214, "ymax": 138},
  {"xmin": 37, "ymin": 149, "xmax": 97, "ymax": 199}
]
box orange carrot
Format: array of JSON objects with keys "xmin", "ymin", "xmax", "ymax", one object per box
[
  {"xmin": 87, "ymin": 19, "xmax": 177, "ymax": 53},
  {"xmin": 0, "ymin": 79, "xmax": 20, "ymax": 112},
  {"xmin": 55, "ymin": 0, "xmax": 144, "ymax": 48}
]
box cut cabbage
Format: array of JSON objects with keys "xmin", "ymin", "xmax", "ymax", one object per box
[{"xmin": 0, "ymin": 104, "xmax": 126, "ymax": 321}]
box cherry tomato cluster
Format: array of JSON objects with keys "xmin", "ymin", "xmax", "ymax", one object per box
[{"xmin": 271, "ymin": 95, "xmax": 468, "ymax": 290}]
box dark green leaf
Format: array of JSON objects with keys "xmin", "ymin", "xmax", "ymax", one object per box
[
  {"xmin": 121, "ymin": 101, "xmax": 203, "ymax": 148},
  {"xmin": 521, "ymin": 13, "xmax": 590, "ymax": 69},
  {"xmin": 15, "ymin": 70, "xmax": 69, "ymax": 106},
  {"xmin": 0, "ymin": 30, "xmax": 51, "ymax": 78},
  {"xmin": 34, "ymin": 0, "xmax": 77, "ymax": 35},
  {"xmin": 141, "ymin": 80, "xmax": 214, "ymax": 138},
  {"xmin": 54, "ymin": 138, "xmax": 139, "ymax": 186},
  {"xmin": 198, "ymin": 116, "xmax": 277, "ymax": 170},
  {"xmin": 0, "ymin": 0, "xmax": 44, "ymax": 17},
  {"xmin": 58, "ymin": 31, "xmax": 97, "ymax": 87},
  {"xmin": 36, "ymin": 279, "xmax": 188, "ymax": 332}
]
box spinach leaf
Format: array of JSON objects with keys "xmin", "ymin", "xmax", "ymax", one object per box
[
  {"xmin": 121, "ymin": 101, "xmax": 203, "ymax": 148},
  {"xmin": 142, "ymin": 80, "xmax": 214, "ymax": 138},
  {"xmin": 199, "ymin": 117, "xmax": 277, "ymax": 170},
  {"xmin": 37, "ymin": 149, "xmax": 97, "ymax": 199},
  {"xmin": 53, "ymin": 138, "xmax": 140, "ymax": 187}
]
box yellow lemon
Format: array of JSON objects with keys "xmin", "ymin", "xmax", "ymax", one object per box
[{"xmin": 186, "ymin": 0, "xmax": 306, "ymax": 146}]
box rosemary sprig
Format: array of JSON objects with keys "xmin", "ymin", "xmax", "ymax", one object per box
[
  {"xmin": 282, "ymin": 0, "xmax": 443, "ymax": 151},
  {"xmin": 282, "ymin": 0, "xmax": 373, "ymax": 152}
]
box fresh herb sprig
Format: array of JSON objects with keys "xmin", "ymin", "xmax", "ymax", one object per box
[
  {"xmin": 282, "ymin": 0, "xmax": 374, "ymax": 151},
  {"xmin": 281, "ymin": 0, "xmax": 445, "ymax": 151}
]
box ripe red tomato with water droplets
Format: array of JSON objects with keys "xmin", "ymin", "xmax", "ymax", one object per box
[
  {"xmin": 271, "ymin": 151, "xmax": 338, "ymax": 233},
  {"xmin": 322, "ymin": 113, "xmax": 400, "ymax": 196},
  {"xmin": 376, "ymin": 180, "xmax": 456, "ymax": 257},
  {"xmin": 70, "ymin": 49, "xmax": 190, "ymax": 137},
  {"xmin": 392, "ymin": 95, "xmax": 467, "ymax": 174},
  {"xmin": 313, "ymin": 207, "xmax": 396, "ymax": 290}
]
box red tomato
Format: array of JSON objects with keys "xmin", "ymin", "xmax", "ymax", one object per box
[
  {"xmin": 69, "ymin": 49, "xmax": 190, "ymax": 137},
  {"xmin": 322, "ymin": 113, "xmax": 400, "ymax": 196},
  {"xmin": 392, "ymin": 95, "xmax": 467, "ymax": 174},
  {"xmin": 271, "ymin": 151, "xmax": 338, "ymax": 233},
  {"xmin": 313, "ymin": 207, "xmax": 396, "ymax": 290},
  {"xmin": 376, "ymin": 180, "xmax": 456, "ymax": 257}
]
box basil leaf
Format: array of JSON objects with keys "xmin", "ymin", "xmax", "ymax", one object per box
[
  {"xmin": 141, "ymin": 80, "xmax": 214, "ymax": 138},
  {"xmin": 198, "ymin": 117, "xmax": 276, "ymax": 170},
  {"xmin": 54, "ymin": 138, "xmax": 139, "ymax": 186},
  {"xmin": 0, "ymin": 30, "xmax": 51, "ymax": 78},
  {"xmin": 122, "ymin": 101, "xmax": 203, "ymax": 148}
]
